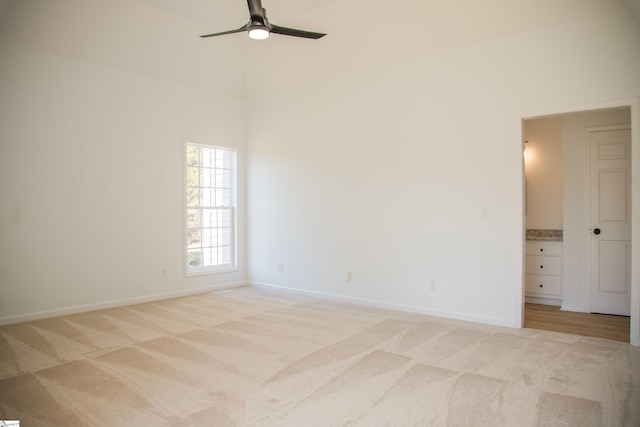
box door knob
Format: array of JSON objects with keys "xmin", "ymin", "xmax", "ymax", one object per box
[{"xmin": 593, "ymin": 228, "xmax": 601, "ymax": 235}]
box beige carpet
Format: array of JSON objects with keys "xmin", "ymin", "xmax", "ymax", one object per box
[{"xmin": 0, "ymin": 286, "xmax": 638, "ymax": 426}]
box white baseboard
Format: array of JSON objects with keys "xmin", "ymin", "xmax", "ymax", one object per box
[
  {"xmin": 524, "ymin": 296, "xmax": 562, "ymax": 306},
  {"xmin": 0, "ymin": 281, "xmax": 247, "ymax": 326},
  {"xmin": 560, "ymin": 303, "xmax": 589, "ymax": 313},
  {"xmin": 249, "ymin": 281, "xmax": 519, "ymax": 328}
]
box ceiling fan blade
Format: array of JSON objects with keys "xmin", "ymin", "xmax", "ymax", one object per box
[
  {"xmin": 247, "ymin": 0, "xmax": 266, "ymax": 19},
  {"xmin": 200, "ymin": 24, "xmax": 248, "ymax": 38},
  {"xmin": 270, "ymin": 25, "xmax": 326, "ymax": 39}
]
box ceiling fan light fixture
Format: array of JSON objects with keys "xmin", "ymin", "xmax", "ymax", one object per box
[{"xmin": 248, "ymin": 26, "xmax": 270, "ymax": 40}]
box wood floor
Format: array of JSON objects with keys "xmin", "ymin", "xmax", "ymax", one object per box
[{"xmin": 524, "ymin": 303, "xmax": 630, "ymax": 343}]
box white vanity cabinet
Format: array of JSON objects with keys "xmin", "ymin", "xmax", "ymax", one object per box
[{"xmin": 525, "ymin": 241, "xmax": 562, "ymax": 301}]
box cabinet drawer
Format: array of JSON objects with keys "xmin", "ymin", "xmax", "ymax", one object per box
[
  {"xmin": 525, "ymin": 256, "xmax": 562, "ymax": 276},
  {"xmin": 525, "ymin": 274, "xmax": 562, "ymax": 296},
  {"xmin": 525, "ymin": 241, "xmax": 562, "ymax": 256}
]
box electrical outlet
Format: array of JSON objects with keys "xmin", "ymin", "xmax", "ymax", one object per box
[
  {"xmin": 279, "ymin": 264, "xmax": 284, "ymax": 273},
  {"xmin": 346, "ymin": 272, "xmax": 353, "ymax": 283},
  {"xmin": 429, "ymin": 279, "xmax": 437, "ymax": 291}
]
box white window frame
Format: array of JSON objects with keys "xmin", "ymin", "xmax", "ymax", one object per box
[{"xmin": 184, "ymin": 141, "xmax": 238, "ymax": 276}]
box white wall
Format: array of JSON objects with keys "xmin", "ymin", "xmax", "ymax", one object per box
[
  {"xmin": 561, "ymin": 108, "xmax": 632, "ymax": 312},
  {"xmin": 0, "ymin": 43, "xmax": 246, "ymax": 323},
  {"xmin": 524, "ymin": 117, "xmax": 563, "ymax": 229},
  {"xmin": 246, "ymin": 9, "xmax": 640, "ymax": 327}
]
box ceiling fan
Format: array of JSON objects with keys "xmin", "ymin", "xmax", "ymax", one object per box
[{"xmin": 200, "ymin": 0, "xmax": 326, "ymax": 40}]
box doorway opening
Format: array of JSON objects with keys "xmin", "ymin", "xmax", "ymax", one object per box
[{"xmin": 518, "ymin": 98, "xmax": 639, "ymax": 346}]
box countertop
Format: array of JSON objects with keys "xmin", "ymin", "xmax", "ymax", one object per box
[{"xmin": 526, "ymin": 229, "xmax": 563, "ymax": 242}]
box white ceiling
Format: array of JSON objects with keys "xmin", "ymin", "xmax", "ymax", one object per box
[{"xmin": 1, "ymin": 0, "xmax": 637, "ymax": 98}]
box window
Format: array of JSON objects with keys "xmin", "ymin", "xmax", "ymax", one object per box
[{"xmin": 185, "ymin": 142, "xmax": 236, "ymax": 274}]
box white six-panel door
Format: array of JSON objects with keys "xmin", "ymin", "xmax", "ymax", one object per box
[{"xmin": 589, "ymin": 127, "xmax": 632, "ymax": 316}]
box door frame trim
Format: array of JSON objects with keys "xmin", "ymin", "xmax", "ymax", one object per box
[{"xmin": 516, "ymin": 97, "xmax": 640, "ymax": 347}]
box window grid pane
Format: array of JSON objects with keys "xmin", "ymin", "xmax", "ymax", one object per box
[{"xmin": 186, "ymin": 143, "xmax": 235, "ymax": 272}]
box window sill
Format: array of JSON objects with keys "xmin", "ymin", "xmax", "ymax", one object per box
[{"xmin": 185, "ymin": 266, "xmax": 240, "ymax": 278}]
